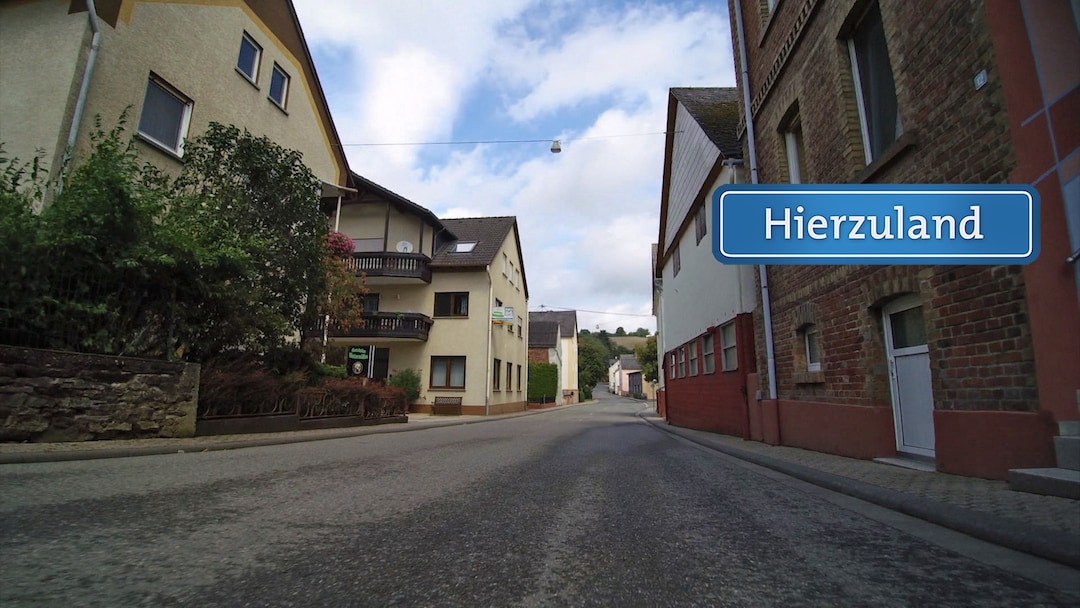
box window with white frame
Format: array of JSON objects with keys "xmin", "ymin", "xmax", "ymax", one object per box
[
  {"xmin": 502, "ymin": 253, "xmax": 509, "ymax": 276},
  {"xmin": 269, "ymin": 63, "xmax": 290, "ymax": 109},
  {"xmin": 673, "ymin": 244, "xmax": 682, "ymax": 276},
  {"xmin": 702, "ymin": 334, "xmax": 715, "ymax": 374},
  {"xmin": 514, "ymin": 268, "xmax": 521, "ymax": 289},
  {"xmin": 137, "ymin": 76, "xmax": 192, "ymax": 156},
  {"xmin": 677, "ymin": 347, "xmax": 686, "ymax": 378},
  {"xmin": 236, "ymin": 32, "xmax": 261, "ymax": 83},
  {"xmin": 848, "ymin": 1, "xmax": 902, "ymax": 163},
  {"xmin": 804, "ymin": 325, "xmax": 822, "ymax": 372},
  {"xmin": 688, "ymin": 341, "xmax": 698, "ymax": 376},
  {"xmin": 517, "ymin": 364, "xmax": 522, "ymax": 391},
  {"xmin": 493, "ymin": 358, "xmax": 502, "ymax": 390},
  {"xmin": 784, "ymin": 115, "xmax": 809, "ymax": 184},
  {"xmin": 669, "ymin": 353, "xmax": 677, "ymax": 379},
  {"xmin": 720, "ymin": 322, "xmax": 737, "ymax": 371}
]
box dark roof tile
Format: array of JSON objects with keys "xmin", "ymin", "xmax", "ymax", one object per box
[{"xmin": 670, "ymin": 87, "xmax": 742, "ymax": 158}]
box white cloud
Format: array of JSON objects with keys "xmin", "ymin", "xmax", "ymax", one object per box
[{"xmin": 291, "ymin": 0, "xmax": 735, "ymax": 333}]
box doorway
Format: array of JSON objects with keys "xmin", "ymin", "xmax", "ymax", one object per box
[{"xmin": 882, "ymin": 295, "xmax": 936, "ymax": 457}]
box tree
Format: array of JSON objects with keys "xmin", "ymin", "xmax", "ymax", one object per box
[
  {"xmin": 577, "ymin": 332, "xmax": 610, "ymax": 400},
  {"xmin": 634, "ymin": 335, "xmax": 659, "ymax": 383},
  {"xmin": 632, "ymin": 327, "xmax": 651, "ymax": 337},
  {"xmin": 615, "ymin": 326, "xmax": 627, "ymax": 336}
]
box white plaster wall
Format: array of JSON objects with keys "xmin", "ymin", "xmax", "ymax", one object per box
[
  {"xmin": 659, "ymin": 168, "xmax": 756, "ymax": 351},
  {"xmin": 664, "ymin": 104, "xmax": 720, "ymax": 248}
]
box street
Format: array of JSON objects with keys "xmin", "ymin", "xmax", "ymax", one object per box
[{"xmin": 2, "ymin": 391, "xmax": 1077, "ymax": 607}]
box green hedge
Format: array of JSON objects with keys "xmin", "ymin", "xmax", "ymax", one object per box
[{"xmin": 528, "ymin": 362, "xmax": 558, "ymax": 400}]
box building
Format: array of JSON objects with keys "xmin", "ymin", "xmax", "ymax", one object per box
[
  {"xmin": 726, "ymin": 0, "xmax": 1079, "ymax": 482},
  {"xmin": 327, "ymin": 173, "xmax": 530, "ymax": 416},
  {"xmin": 0, "ymin": 0, "xmax": 349, "ymax": 198},
  {"xmin": 610, "ymin": 354, "xmax": 642, "ymax": 397},
  {"xmin": 654, "ymin": 88, "xmax": 755, "ymax": 437},
  {"xmin": 528, "ymin": 311, "xmax": 581, "ymax": 404}
]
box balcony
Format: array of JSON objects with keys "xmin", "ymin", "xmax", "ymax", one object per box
[
  {"xmin": 345, "ymin": 252, "xmax": 431, "ymax": 284},
  {"xmin": 319, "ymin": 312, "xmax": 433, "ymax": 342}
]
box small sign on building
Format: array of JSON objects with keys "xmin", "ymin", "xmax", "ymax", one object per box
[{"xmin": 491, "ymin": 306, "xmax": 514, "ymax": 325}]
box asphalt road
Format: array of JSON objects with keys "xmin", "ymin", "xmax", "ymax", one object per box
[{"xmin": 1, "ymin": 390, "xmax": 1077, "ymax": 607}]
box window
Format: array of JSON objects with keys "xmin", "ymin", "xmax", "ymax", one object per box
[
  {"xmin": 493, "ymin": 358, "xmax": 502, "ymax": 390},
  {"xmin": 269, "ymin": 63, "xmax": 289, "ymax": 109},
  {"xmin": 434, "ymin": 292, "xmax": 469, "ymax": 317},
  {"xmin": 502, "ymin": 253, "xmax": 509, "ymax": 276},
  {"xmin": 784, "ymin": 115, "xmax": 809, "ymax": 184},
  {"xmin": 506, "ymin": 361, "xmax": 513, "ymax": 392},
  {"xmin": 688, "ymin": 341, "xmax": 698, "ymax": 376},
  {"xmin": 362, "ymin": 293, "xmax": 380, "ymax": 313},
  {"xmin": 431, "ymin": 356, "xmax": 465, "ymax": 389},
  {"xmin": 695, "ymin": 205, "xmax": 707, "ymax": 244},
  {"xmin": 805, "ymin": 326, "xmax": 822, "ymax": 372},
  {"xmin": 673, "ymin": 244, "xmax": 681, "ymax": 276},
  {"xmin": 668, "ymin": 353, "xmax": 677, "ymax": 380},
  {"xmin": 236, "ymin": 33, "xmax": 261, "ymax": 82},
  {"xmin": 517, "ymin": 316, "xmax": 523, "ymax": 338},
  {"xmin": 517, "ymin": 364, "xmax": 522, "ymax": 391},
  {"xmin": 702, "ymin": 334, "xmax": 715, "ymax": 374},
  {"xmin": 720, "ymin": 322, "xmax": 738, "ymax": 371},
  {"xmin": 137, "ymin": 76, "xmax": 192, "ymax": 155},
  {"xmin": 514, "ymin": 268, "xmax": 521, "ymax": 289},
  {"xmin": 451, "ymin": 241, "xmax": 476, "ymax": 253},
  {"xmin": 848, "ymin": 1, "xmax": 901, "ymax": 163},
  {"xmin": 677, "ymin": 348, "xmax": 686, "ymax": 378}
]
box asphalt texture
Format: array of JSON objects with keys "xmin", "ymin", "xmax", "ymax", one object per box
[{"xmin": 1, "ymin": 393, "xmax": 1078, "ymax": 607}]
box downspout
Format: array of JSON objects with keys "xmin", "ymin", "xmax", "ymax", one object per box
[
  {"xmin": 485, "ymin": 266, "xmax": 493, "ymax": 415},
  {"xmin": 733, "ymin": 0, "xmax": 777, "ymax": 401},
  {"xmin": 56, "ymin": 0, "xmax": 101, "ymax": 197}
]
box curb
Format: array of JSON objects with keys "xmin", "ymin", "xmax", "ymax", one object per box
[
  {"xmin": 638, "ymin": 412, "xmax": 1080, "ymax": 570},
  {"xmin": 0, "ymin": 401, "xmax": 593, "ymax": 465}
]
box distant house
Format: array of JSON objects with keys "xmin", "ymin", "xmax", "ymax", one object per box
[
  {"xmin": 326, "ymin": 174, "xmax": 530, "ymax": 415},
  {"xmin": 654, "ymin": 87, "xmax": 752, "ymax": 436},
  {"xmin": 529, "ymin": 311, "xmax": 580, "ymax": 403},
  {"xmin": 0, "ymin": 0, "xmax": 349, "ymax": 198}
]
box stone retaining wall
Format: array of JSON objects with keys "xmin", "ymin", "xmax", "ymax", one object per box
[{"xmin": 0, "ymin": 346, "xmax": 198, "ymax": 442}]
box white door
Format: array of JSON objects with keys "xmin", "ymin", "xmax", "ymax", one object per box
[{"xmin": 883, "ymin": 295, "xmax": 935, "ymax": 457}]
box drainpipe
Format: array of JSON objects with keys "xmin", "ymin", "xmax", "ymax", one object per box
[
  {"xmin": 56, "ymin": 0, "xmax": 101, "ymax": 198},
  {"xmin": 733, "ymin": 0, "xmax": 777, "ymax": 401},
  {"xmin": 485, "ymin": 266, "xmax": 493, "ymax": 416}
]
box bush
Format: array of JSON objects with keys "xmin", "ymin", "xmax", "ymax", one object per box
[
  {"xmin": 387, "ymin": 368, "xmax": 421, "ymax": 403},
  {"xmin": 528, "ymin": 362, "xmax": 558, "ymax": 401}
]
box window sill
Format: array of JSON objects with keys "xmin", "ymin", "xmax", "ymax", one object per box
[
  {"xmin": 794, "ymin": 371, "xmax": 825, "ymax": 385},
  {"xmin": 268, "ymin": 98, "xmax": 289, "ymax": 115},
  {"xmin": 430, "ymin": 387, "xmax": 466, "ymax": 392},
  {"xmin": 851, "ymin": 130, "xmax": 918, "ymax": 183},
  {"xmin": 236, "ymin": 67, "xmax": 260, "ymax": 90},
  {"xmin": 135, "ymin": 132, "xmax": 184, "ymax": 161}
]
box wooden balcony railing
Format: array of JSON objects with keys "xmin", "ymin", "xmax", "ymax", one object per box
[
  {"xmin": 317, "ymin": 312, "xmax": 433, "ymax": 341},
  {"xmin": 344, "ymin": 252, "xmax": 431, "ymax": 282}
]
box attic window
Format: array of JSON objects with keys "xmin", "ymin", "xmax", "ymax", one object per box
[{"xmin": 452, "ymin": 241, "xmax": 477, "ymax": 253}]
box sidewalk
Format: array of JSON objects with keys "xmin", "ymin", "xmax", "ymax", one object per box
[{"xmin": 637, "ymin": 410, "xmax": 1080, "ymax": 570}]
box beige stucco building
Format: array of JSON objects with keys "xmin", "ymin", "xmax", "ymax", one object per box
[
  {"xmin": 325, "ymin": 174, "xmax": 531, "ymax": 416},
  {"xmin": 0, "ymin": 0, "xmax": 348, "ymax": 193}
]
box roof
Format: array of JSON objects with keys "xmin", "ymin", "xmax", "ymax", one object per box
[
  {"xmin": 432, "ymin": 216, "xmax": 530, "ymax": 299},
  {"xmin": 619, "ymin": 354, "xmax": 641, "ymax": 371},
  {"xmin": 529, "ymin": 311, "xmax": 577, "ymax": 337},
  {"xmin": 528, "ymin": 321, "xmax": 560, "ymax": 348},
  {"xmin": 669, "ymin": 88, "xmax": 742, "ymax": 158}
]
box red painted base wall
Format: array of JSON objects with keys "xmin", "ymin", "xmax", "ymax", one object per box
[
  {"xmin": 934, "ymin": 409, "xmax": 1057, "ymax": 479},
  {"xmin": 773, "ymin": 399, "xmax": 896, "ymax": 460},
  {"xmin": 665, "ymin": 370, "xmax": 749, "ymax": 437}
]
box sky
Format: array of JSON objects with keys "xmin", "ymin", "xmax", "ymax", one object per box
[{"xmin": 292, "ymin": 0, "xmax": 737, "ymax": 334}]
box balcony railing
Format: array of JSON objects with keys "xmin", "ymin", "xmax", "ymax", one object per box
[
  {"xmin": 345, "ymin": 252, "xmax": 431, "ymax": 282},
  {"xmin": 318, "ymin": 312, "xmax": 433, "ymax": 341}
]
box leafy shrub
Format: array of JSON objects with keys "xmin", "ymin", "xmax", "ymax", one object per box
[
  {"xmin": 387, "ymin": 368, "xmax": 421, "ymax": 403},
  {"xmin": 325, "ymin": 231, "xmax": 354, "ymax": 258},
  {"xmin": 528, "ymin": 362, "xmax": 558, "ymax": 401}
]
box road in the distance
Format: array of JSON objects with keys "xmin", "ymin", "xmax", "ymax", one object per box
[{"xmin": 1, "ymin": 390, "xmax": 1077, "ymax": 607}]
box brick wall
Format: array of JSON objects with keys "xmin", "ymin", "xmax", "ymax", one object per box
[{"xmin": 734, "ymin": 0, "xmax": 1035, "ymax": 414}]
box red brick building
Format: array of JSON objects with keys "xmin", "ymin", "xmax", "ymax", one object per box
[{"xmin": 729, "ymin": 0, "xmax": 1079, "ymax": 480}]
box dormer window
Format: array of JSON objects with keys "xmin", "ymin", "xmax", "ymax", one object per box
[{"xmin": 452, "ymin": 241, "xmax": 477, "ymax": 253}]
